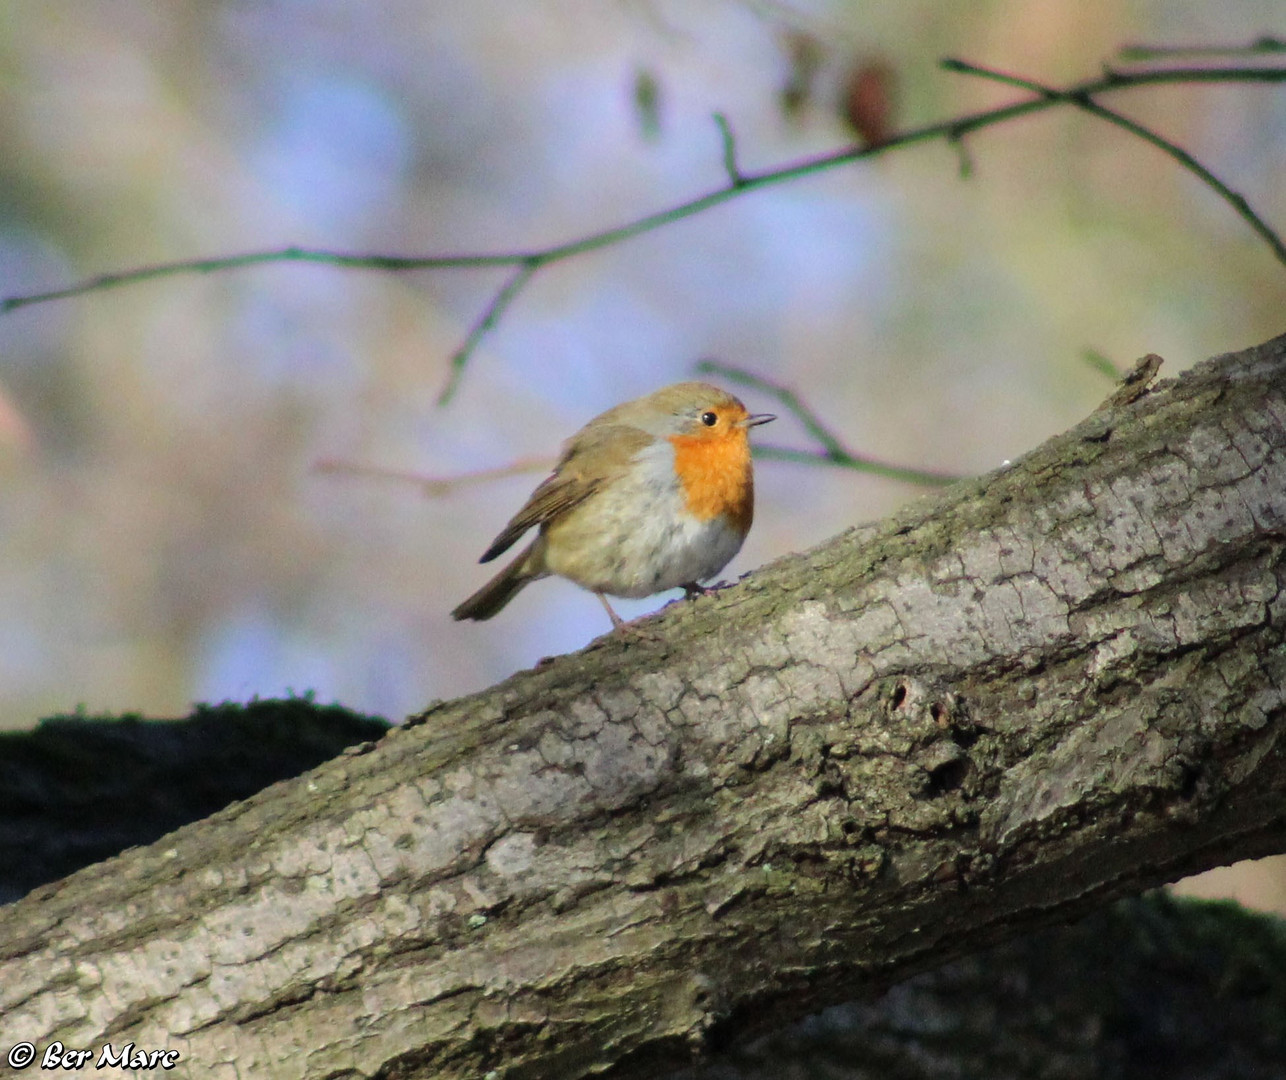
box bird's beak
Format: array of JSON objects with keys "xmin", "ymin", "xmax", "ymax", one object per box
[{"xmin": 741, "ymin": 413, "xmax": 776, "ymax": 428}]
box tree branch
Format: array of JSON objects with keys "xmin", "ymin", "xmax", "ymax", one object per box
[
  {"xmin": 674, "ymin": 894, "xmax": 1286, "ymax": 1080},
  {"xmin": 2, "ymin": 332, "xmax": 1284, "ymax": 1078},
  {"xmin": 942, "ymin": 58, "xmax": 1286, "ymax": 268},
  {"xmin": 712, "ymin": 113, "xmax": 746, "ymax": 189},
  {"xmin": 1119, "ymin": 36, "xmax": 1286, "ymax": 60},
  {"xmin": 698, "ymin": 359, "xmax": 961, "ymax": 485},
  {"xmin": 438, "ymin": 261, "xmax": 539, "ymax": 403},
  {"xmin": 3, "ymin": 62, "xmax": 1283, "ymax": 402}
]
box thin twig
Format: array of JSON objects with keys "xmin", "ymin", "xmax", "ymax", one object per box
[
  {"xmin": 438, "ymin": 260, "xmax": 538, "ymax": 405},
  {"xmin": 313, "ymin": 455, "xmax": 552, "ymax": 497},
  {"xmin": 713, "ymin": 112, "xmax": 745, "ymax": 187},
  {"xmin": 697, "ymin": 359, "xmax": 960, "ymax": 487},
  {"xmin": 1081, "ymin": 349, "xmax": 1121, "ymax": 380},
  {"xmin": 944, "ymin": 58, "xmax": 1286, "ymax": 268},
  {"xmin": 750, "ymin": 444, "xmax": 955, "ymax": 486},
  {"xmin": 947, "ymin": 130, "xmax": 975, "ymax": 179},
  {"xmin": 4, "ymin": 61, "xmax": 1284, "ymax": 402},
  {"xmin": 0, "ymin": 248, "xmax": 528, "ymax": 316},
  {"xmin": 1119, "ymin": 37, "xmax": 1286, "ymax": 60}
]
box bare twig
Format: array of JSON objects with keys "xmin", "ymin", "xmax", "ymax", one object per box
[
  {"xmin": 713, "ymin": 112, "xmax": 745, "ymax": 187},
  {"xmin": 947, "ymin": 129, "xmax": 975, "ymax": 178},
  {"xmin": 697, "ymin": 359, "xmax": 960, "ymax": 486},
  {"xmin": 942, "ymin": 58, "xmax": 1286, "ymax": 268},
  {"xmin": 313, "ymin": 456, "xmax": 552, "ymax": 497},
  {"xmin": 0, "ymin": 248, "xmax": 509, "ymax": 315},
  {"xmin": 1081, "ymin": 349, "xmax": 1121, "ymax": 380},
  {"xmin": 1119, "ymin": 37, "xmax": 1286, "ymax": 60},
  {"xmin": 439, "ymin": 261, "xmax": 538, "ymax": 404},
  {"xmin": 4, "ymin": 61, "xmax": 1284, "ymax": 403}
]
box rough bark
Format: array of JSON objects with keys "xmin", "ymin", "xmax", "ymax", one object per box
[
  {"xmin": 669, "ymin": 892, "xmax": 1286, "ymax": 1080},
  {"xmin": 2, "ymin": 334, "xmax": 1285, "ymax": 1080}
]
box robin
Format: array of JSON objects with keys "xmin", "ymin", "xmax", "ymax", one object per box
[{"xmin": 451, "ymin": 381, "xmax": 775, "ymax": 628}]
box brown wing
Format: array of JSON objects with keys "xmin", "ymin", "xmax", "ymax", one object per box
[
  {"xmin": 478, "ymin": 423, "xmax": 652, "ymax": 563},
  {"xmin": 478, "ymin": 471, "xmax": 594, "ymax": 562}
]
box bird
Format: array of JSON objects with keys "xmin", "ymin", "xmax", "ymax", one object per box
[{"xmin": 451, "ymin": 381, "xmax": 775, "ymax": 629}]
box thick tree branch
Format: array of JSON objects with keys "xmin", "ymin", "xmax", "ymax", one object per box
[
  {"xmin": 2, "ymin": 334, "xmax": 1285, "ymax": 1079},
  {"xmin": 672, "ymin": 893, "xmax": 1286, "ymax": 1080}
]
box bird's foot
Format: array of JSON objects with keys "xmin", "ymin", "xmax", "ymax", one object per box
[{"xmin": 682, "ymin": 581, "xmax": 724, "ymax": 601}]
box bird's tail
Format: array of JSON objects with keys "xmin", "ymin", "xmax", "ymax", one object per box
[{"xmin": 451, "ymin": 540, "xmax": 546, "ymax": 621}]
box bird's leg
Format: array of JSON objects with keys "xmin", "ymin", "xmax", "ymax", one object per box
[
  {"xmin": 594, "ymin": 592, "xmax": 667, "ymax": 642},
  {"xmin": 595, "ymin": 591, "xmax": 626, "ymax": 630}
]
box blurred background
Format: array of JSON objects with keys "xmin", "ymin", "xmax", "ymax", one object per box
[{"xmin": 1, "ymin": 2, "xmax": 1283, "ymax": 904}]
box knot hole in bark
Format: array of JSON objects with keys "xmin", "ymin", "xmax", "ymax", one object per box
[{"xmin": 884, "ymin": 676, "xmax": 977, "ymax": 796}]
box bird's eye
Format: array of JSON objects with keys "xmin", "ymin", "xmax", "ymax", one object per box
[{"xmin": 700, "ymin": 411, "xmax": 718, "ymax": 427}]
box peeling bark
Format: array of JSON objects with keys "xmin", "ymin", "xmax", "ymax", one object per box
[{"xmin": 2, "ymin": 334, "xmax": 1285, "ymax": 1080}]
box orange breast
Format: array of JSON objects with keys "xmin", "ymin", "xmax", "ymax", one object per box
[{"xmin": 667, "ymin": 429, "xmax": 754, "ymax": 532}]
